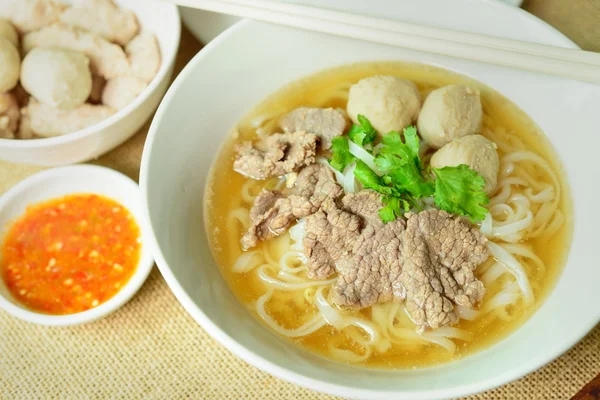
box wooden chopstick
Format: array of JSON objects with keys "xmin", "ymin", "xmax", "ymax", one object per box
[{"xmin": 169, "ymin": 0, "xmax": 600, "ymax": 84}]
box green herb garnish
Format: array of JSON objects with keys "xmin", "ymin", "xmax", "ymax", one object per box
[
  {"xmin": 330, "ymin": 116, "xmax": 490, "ymax": 223},
  {"xmin": 329, "ymin": 136, "xmax": 356, "ymax": 172},
  {"xmin": 433, "ymin": 165, "xmax": 490, "ymax": 222},
  {"xmin": 347, "ymin": 114, "xmax": 377, "ymax": 148}
]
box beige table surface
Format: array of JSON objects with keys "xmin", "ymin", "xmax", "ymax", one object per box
[{"xmin": 1, "ymin": 2, "xmax": 599, "ymax": 399}]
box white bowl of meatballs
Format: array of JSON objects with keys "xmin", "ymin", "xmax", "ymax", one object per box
[
  {"xmin": 0, "ymin": 0, "xmax": 180, "ymax": 166},
  {"xmin": 141, "ymin": 1, "xmax": 600, "ymax": 399}
]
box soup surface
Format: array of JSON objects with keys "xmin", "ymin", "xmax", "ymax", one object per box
[{"xmin": 205, "ymin": 62, "xmax": 572, "ymax": 368}]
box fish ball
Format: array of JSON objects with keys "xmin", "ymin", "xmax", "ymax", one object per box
[
  {"xmin": 0, "ymin": 19, "xmax": 18, "ymax": 47},
  {"xmin": 0, "ymin": 37, "xmax": 20, "ymax": 93},
  {"xmin": 21, "ymin": 47, "xmax": 92, "ymax": 109},
  {"xmin": 430, "ymin": 134, "xmax": 499, "ymax": 195},
  {"xmin": 418, "ymin": 84, "xmax": 482, "ymax": 149},
  {"xmin": 347, "ymin": 75, "xmax": 421, "ymax": 135}
]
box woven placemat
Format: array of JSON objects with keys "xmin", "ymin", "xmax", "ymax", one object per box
[{"xmin": 1, "ymin": 22, "xmax": 599, "ymax": 400}]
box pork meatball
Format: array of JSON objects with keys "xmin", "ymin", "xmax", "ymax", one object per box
[
  {"xmin": 0, "ymin": 19, "xmax": 18, "ymax": 47},
  {"xmin": 430, "ymin": 134, "xmax": 499, "ymax": 195},
  {"xmin": 21, "ymin": 47, "xmax": 92, "ymax": 109},
  {"xmin": 417, "ymin": 84, "xmax": 482, "ymax": 149},
  {"xmin": 347, "ymin": 75, "xmax": 421, "ymax": 135},
  {"xmin": 0, "ymin": 37, "xmax": 20, "ymax": 93}
]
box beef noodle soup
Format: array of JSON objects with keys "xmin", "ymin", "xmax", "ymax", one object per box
[{"xmin": 205, "ymin": 62, "xmax": 572, "ymax": 368}]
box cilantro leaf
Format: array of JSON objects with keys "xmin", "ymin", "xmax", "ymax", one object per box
[
  {"xmin": 329, "ymin": 136, "xmax": 356, "ymax": 172},
  {"xmin": 375, "ymin": 128, "xmax": 434, "ymax": 198},
  {"xmin": 348, "ymin": 114, "xmax": 377, "ymax": 147},
  {"xmin": 379, "ymin": 196, "xmax": 410, "ymax": 223},
  {"xmin": 353, "ymin": 160, "xmax": 392, "ymax": 195},
  {"xmin": 432, "ymin": 165, "xmax": 490, "ymax": 222},
  {"xmin": 403, "ymin": 126, "xmax": 421, "ymax": 167},
  {"xmin": 327, "ymin": 115, "xmax": 490, "ymax": 224}
]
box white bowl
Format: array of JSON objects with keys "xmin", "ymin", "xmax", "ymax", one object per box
[
  {"xmin": 0, "ymin": 165, "xmax": 155, "ymax": 326},
  {"xmin": 0, "ymin": 0, "xmax": 181, "ymax": 166},
  {"xmin": 141, "ymin": 1, "xmax": 600, "ymax": 399},
  {"xmin": 181, "ymin": 6, "xmax": 239, "ymax": 44}
]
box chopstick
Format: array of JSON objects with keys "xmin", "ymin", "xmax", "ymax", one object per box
[{"xmin": 169, "ymin": 0, "xmax": 600, "ymax": 84}]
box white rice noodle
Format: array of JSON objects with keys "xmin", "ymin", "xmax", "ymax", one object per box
[
  {"xmin": 258, "ymin": 266, "xmax": 336, "ymax": 291},
  {"xmin": 232, "ymin": 251, "xmax": 263, "ymax": 273},
  {"xmin": 542, "ymin": 210, "xmax": 565, "ymax": 239},
  {"xmin": 279, "ymin": 250, "xmax": 306, "ymax": 273},
  {"xmin": 379, "ymin": 304, "xmax": 468, "ymax": 354},
  {"xmin": 483, "ymin": 282, "xmax": 521, "ymax": 313},
  {"xmin": 501, "ymin": 244, "xmax": 545, "ymax": 274},
  {"xmin": 418, "ymin": 327, "xmax": 471, "ymax": 353},
  {"xmin": 526, "ymin": 186, "xmax": 555, "ymax": 203},
  {"xmin": 531, "ymin": 202, "xmax": 561, "ymax": 238},
  {"xmin": 500, "ymin": 162, "xmax": 515, "ymax": 178},
  {"xmin": 419, "ymin": 333, "xmax": 457, "ymax": 353},
  {"xmin": 487, "ymin": 192, "xmax": 534, "ymax": 242},
  {"xmin": 502, "ymin": 151, "xmax": 562, "ymax": 237},
  {"xmin": 487, "ymin": 242, "xmax": 534, "ymax": 305},
  {"xmin": 479, "ymin": 213, "xmax": 492, "ymax": 236},
  {"xmin": 489, "ymin": 183, "xmax": 511, "ymax": 206},
  {"xmin": 315, "ymin": 288, "xmax": 379, "ymax": 346},
  {"xmin": 256, "ymin": 291, "xmax": 327, "ymax": 337},
  {"xmin": 481, "ymin": 261, "xmax": 508, "ymax": 286},
  {"xmin": 276, "ymin": 270, "xmax": 305, "ymax": 283},
  {"xmin": 329, "ymin": 346, "xmax": 371, "ymax": 363},
  {"xmin": 241, "ymin": 179, "xmax": 260, "ymax": 204},
  {"xmin": 490, "ymin": 204, "xmax": 515, "ymax": 221},
  {"xmin": 490, "ymin": 211, "xmax": 533, "ymax": 239},
  {"xmin": 456, "ymin": 305, "xmax": 481, "ymax": 321},
  {"xmin": 250, "ymin": 112, "xmax": 280, "ymax": 129},
  {"xmin": 227, "ymin": 208, "xmax": 250, "ymax": 231},
  {"xmin": 500, "ymin": 177, "xmax": 528, "ymax": 187},
  {"xmin": 348, "ymin": 140, "xmax": 380, "ymax": 174}
]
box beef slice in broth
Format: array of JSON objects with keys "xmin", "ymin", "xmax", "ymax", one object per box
[{"xmin": 279, "ymin": 107, "xmax": 347, "ymax": 150}]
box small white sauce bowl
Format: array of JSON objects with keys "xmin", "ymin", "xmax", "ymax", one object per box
[
  {"xmin": 0, "ymin": 0, "xmax": 181, "ymax": 166},
  {"xmin": 0, "ymin": 165, "xmax": 155, "ymax": 326}
]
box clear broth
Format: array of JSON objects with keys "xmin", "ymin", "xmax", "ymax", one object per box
[{"xmin": 205, "ymin": 62, "xmax": 572, "ymax": 369}]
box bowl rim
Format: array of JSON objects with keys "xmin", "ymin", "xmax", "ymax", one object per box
[
  {"xmin": 140, "ymin": 5, "xmax": 596, "ymax": 400},
  {"xmin": 0, "ymin": 165, "xmax": 155, "ymax": 326},
  {"xmin": 0, "ymin": 2, "xmax": 181, "ymax": 149}
]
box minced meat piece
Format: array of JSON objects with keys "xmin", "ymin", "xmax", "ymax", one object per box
[
  {"xmin": 233, "ymin": 131, "xmax": 318, "ymax": 180},
  {"xmin": 240, "ymin": 164, "xmax": 343, "ymax": 250}
]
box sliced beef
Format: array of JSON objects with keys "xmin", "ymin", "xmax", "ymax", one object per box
[
  {"xmin": 240, "ymin": 189, "xmax": 285, "ymax": 250},
  {"xmin": 279, "ymin": 107, "xmax": 347, "ymax": 149},
  {"xmin": 302, "ymin": 192, "xmax": 489, "ymax": 331},
  {"xmin": 303, "ymin": 191, "xmax": 406, "ymax": 307},
  {"xmin": 249, "ymin": 189, "xmax": 284, "ymax": 221},
  {"xmin": 269, "ymin": 163, "xmax": 344, "ymax": 234},
  {"xmin": 303, "ymin": 197, "xmax": 362, "ymax": 279},
  {"xmin": 233, "ymin": 131, "xmax": 318, "ymax": 180},
  {"xmin": 400, "ymin": 210, "xmax": 488, "ymax": 331},
  {"xmin": 333, "ymin": 192, "xmax": 406, "ymax": 307},
  {"xmin": 241, "ymin": 164, "xmax": 343, "ymax": 250}
]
